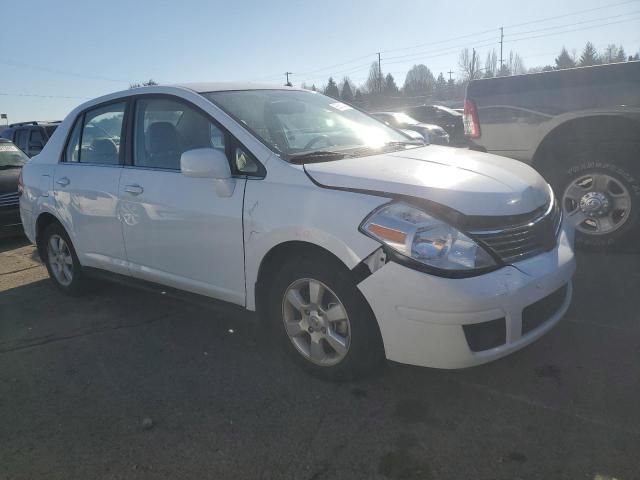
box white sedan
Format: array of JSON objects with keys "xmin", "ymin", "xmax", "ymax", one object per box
[{"xmin": 19, "ymin": 84, "xmax": 575, "ymax": 379}]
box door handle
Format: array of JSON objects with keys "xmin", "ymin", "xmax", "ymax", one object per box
[
  {"xmin": 56, "ymin": 177, "xmax": 70, "ymax": 187},
  {"xmin": 124, "ymin": 184, "xmax": 144, "ymax": 195}
]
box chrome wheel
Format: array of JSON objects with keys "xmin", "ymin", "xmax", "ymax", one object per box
[
  {"xmin": 562, "ymin": 172, "xmax": 631, "ymax": 235},
  {"xmin": 281, "ymin": 278, "xmax": 351, "ymax": 367},
  {"xmin": 47, "ymin": 234, "xmax": 74, "ymax": 286}
]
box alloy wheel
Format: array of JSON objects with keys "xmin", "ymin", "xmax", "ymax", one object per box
[
  {"xmin": 47, "ymin": 234, "xmax": 74, "ymax": 286},
  {"xmin": 281, "ymin": 278, "xmax": 351, "ymax": 366}
]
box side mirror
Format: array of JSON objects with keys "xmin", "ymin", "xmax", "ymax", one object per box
[{"xmin": 180, "ymin": 148, "xmax": 235, "ymax": 197}]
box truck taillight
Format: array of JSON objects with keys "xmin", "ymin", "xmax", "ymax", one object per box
[
  {"xmin": 463, "ymin": 98, "xmax": 481, "ymax": 139},
  {"xmin": 17, "ymin": 170, "xmax": 24, "ymax": 196}
]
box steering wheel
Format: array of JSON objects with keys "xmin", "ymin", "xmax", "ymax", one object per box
[{"xmin": 303, "ymin": 135, "xmax": 334, "ymax": 150}]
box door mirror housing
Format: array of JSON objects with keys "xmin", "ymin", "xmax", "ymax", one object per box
[
  {"xmin": 180, "ymin": 148, "xmax": 235, "ymax": 197},
  {"xmin": 180, "ymin": 148, "xmax": 231, "ymax": 179}
]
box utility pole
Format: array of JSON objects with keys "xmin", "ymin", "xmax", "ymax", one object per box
[
  {"xmin": 499, "ymin": 27, "xmax": 504, "ymax": 73},
  {"xmin": 284, "ymin": 72, "xmax": 292, "ymax": 87},
  {"xmin": 447, "ymin": 70, "xmax": 454, "ymax": 82},
  {"xmin": 470, "ymin": 48, "xmax": 477, "ymax": 80},
  {"xmin": 377, "ymin": 52, "xmax": 382, "ymax": 93}
]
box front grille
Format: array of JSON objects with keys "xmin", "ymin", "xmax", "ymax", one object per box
[
  {"xmin": 0, "ymin": 192, "xmax": 19, "ymax": 209},
  {"xmin": 463, "ymin": 318, "xmax": 506, "ymax": 352},
  {"xmin": 522, "ymin": 284, "xmax": 568, "ymax": 335},
  {"xmin": 467, "ymin": 199, "xmax": 562, "ymax": 264}
]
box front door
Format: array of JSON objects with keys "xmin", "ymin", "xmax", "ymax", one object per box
[
  {"xmin": 119, "ymin": 96, "xmax": 246, "ymax": 305},
  {"xmin": 53, "ymin": 101, "xmax": 128, "ymax": 275}
]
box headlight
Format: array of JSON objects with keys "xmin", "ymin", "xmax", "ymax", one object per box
[{"xmin": 360, "ymin": 202, "xmax": 497, "ymax": 273}]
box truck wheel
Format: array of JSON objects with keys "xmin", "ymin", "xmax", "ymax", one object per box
[
  {"xmin": 268, "ymin": 253, "xmax": 385, "ymax": 380},
  {"xmin": 550, "ymin": 146, "xmax": 640, "ymax": 250}
]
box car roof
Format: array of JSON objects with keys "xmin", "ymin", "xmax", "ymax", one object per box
[
  {"xmin": 0, "ymin": 138, "xmax": 13, "ymax": 143},
  {"xmin": 174, "ymin": 82, "xmax": 304, "ymax": 93}
]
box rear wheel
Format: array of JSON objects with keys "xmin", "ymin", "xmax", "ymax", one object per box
[
  {"xmin": 549, "ymin": 145, "xmax": 640, "ymax": 250},
  {"xmin": 42, "ymin": 223, "xmax": 87, "ymax": 295},
  {"xmin": 268, "ymin": 253, "xmax": 384, "ymax": 380}
]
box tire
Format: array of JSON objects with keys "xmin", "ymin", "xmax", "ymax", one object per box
[
  {"xmin": 41, "ymin": 222, "xmax": 87, "ymax": 295},
  {"xmin": 267, "ymin": 252, "xmax": 385, "ymax": 381},
  {"xmin": 548, "ymin": 143, "xmax": 640, "ymax": 250}
]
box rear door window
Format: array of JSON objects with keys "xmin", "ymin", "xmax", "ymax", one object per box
[{"xmin": 15, "ymin": 129, "xmax": 29, "ymax": 152}]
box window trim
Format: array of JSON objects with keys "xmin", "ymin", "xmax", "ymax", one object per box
[
  {"xmin": 127, "ymin": 93, "xmax": 265, "ymax": 178},
  {"xmin": 61, "ymin": 98, "xmax": 128, "ymax": 166}
]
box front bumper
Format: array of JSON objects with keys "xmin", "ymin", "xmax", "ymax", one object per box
[
  {"xmin": 357, "ymin": 223, "xmax": 576, "ymax": 369},
  {"xmin": 0, "ymin": 206, "xmax": 21, "ymax": 230}
]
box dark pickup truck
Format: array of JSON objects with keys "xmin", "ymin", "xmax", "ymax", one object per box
[{"xmin": 464, "ymin": 61, "xmax": 640, "ymax": 249}]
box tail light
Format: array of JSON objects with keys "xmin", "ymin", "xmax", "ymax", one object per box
[
  {"xmin": 17, "ymin": 170, "xmax": 24, "ymax": 196},
  {"xmin": 463, "ymin": 98, "xmax": 481, "ymax": 139}
]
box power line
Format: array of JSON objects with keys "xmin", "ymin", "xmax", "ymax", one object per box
[
  {"xmin": 507, "ymin": 15, "xmax": 640, "ymax": 43},
  {"xmin": 506, "ymin": 9, "xmax": 640, "ymax": 38},
  {"xmin": 0, "ymin": 58, "xmax": 131, "ymax": 84},
  {"xmin": 503, "ymin": 0, "xmax": 640, "ymax": 29},
  {"xmin": 0, "ymin": 92, "xmax": 91, "ymax": 100}
]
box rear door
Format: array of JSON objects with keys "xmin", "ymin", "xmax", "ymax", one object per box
[
  {"xmin": 14, "ymin": 128, "xmax": 29, "ymax": 153},
  {"xmin": 118, "ymin": 95, "xmax": 247, "ymax": 304},
  {"xmin": 53, "ymin": 101, "xmax": 129, "ymax": 274}
]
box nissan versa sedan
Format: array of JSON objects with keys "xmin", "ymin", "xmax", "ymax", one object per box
[{"xmin": 19, "ymin": 84, "xmax": 576, "ymax": 379}]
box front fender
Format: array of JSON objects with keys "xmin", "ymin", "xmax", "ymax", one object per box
[{"xmin": 243, "ymin": 177, "xmax": 387, "ymax": 311}]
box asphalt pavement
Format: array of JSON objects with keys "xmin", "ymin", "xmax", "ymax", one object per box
[{"xmin": 1, "ymin": 235, "xmax": 638, "ymax": 480}]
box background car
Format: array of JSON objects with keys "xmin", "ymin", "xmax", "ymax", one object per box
[
  {"xmin": 0, "ymin": 120, "xmax": 60, "ymax": 157},
  {"xmin": 0, "ymin": 138, "xmax": 29, "ymax": 233},
  {"xmin": 405, "ymin": 105, "xmax": 466, "ymax": 146},
  {"xmin": 371, "ymin": 112, "xmax": 450, "ymax": 145}
]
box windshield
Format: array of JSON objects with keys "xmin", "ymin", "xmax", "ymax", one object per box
[
  {"xmin": 0, "ymin": 143, "xmax": 28, "ymax": 167},
  {"xmin": 203, "ymin": 89, "xmax": 413, "ymax": 160},
  {"xmin": 392, "ymin": 113, "xmax": 420, "ymax": 125},
  {"xmin": 44, "ymin": 125, "xmax": 58, "ymax": 138}
]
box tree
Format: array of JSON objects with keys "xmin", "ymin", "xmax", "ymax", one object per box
[
  {"xmin": 579, "ymin": 42, "xmax": 600, "ymax": 67},
  {"xmin": 458, "ymin": 49, "xmax": 481, "ymax": 81},
  {"xmin": 354, "ymin": 89, "xmax": 364, "ymax": 105},
  {"xmin": 324, "ymin": 77, "xmax": 340, "ymax": 98},
  {"xmin": 508, "ymin": 51, "xmax": 526, "ymax": 75},
  {"xmin": 603, "ymin": 44, "xmax": 619, "ymax": 63},
  {"xmin": 129, "ymin": 79, "xmax": 158, "ymax": 89},
  {"xmin": 341, "ymin": 77, "xmax": 354, "ymax": 103},
  {"xmin": 311, "ymin": 84, "xmax": 317, "ymax": 92},
  {"xmin": 615, "ymin": 46, "xmax": 626, "ymax": 63},
  {"xmin": 484, "ymin": 50, "xmax": 498, "ymax": 78},
  {"xmin": 403, "ymin": 64, "xmax": 435, "ymax": 96},
  {"xmin": 555, "ymin": 47, "xmax": 576, "ymax": 70},
  {"xmin": 366, "ymin": 62, "xmax": 384, "ymax": 94},
  {"xmin": 383, "ymin": 73, "xmax": 399, "ymax": 95},
  {"xmin": 434, "ymin": 72, "xmax": 447, "ymax": 100}
]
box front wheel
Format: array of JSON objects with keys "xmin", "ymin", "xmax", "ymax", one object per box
[
  {"xmin": 549, "ymin": 149, "xmax": 640, "ymax": 250},
  {"xmin": 268, "ymin": 254, "xmax": 385, "ymax": 380}
]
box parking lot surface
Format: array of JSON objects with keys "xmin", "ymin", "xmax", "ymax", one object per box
[{"xmin": 1, "ymin": 236, "xmax": 639, "ymax": 480}]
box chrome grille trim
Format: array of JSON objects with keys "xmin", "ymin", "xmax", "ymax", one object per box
[{"xmin": 467, "ymin": 198, "xmax": 562, "ymax": 264}]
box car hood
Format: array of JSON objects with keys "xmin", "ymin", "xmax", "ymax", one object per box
[{"xmin": 304, "ymin": 146, "xmax": 550, "ymax": 216}]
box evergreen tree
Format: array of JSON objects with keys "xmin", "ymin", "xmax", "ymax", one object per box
[
  {"xmin": 324, "ymin": 77, "xmax": 340, "ymax": 98},
  {"xmin": 383, "ymin": 73, "xmax": 399, "ymax": 95},
  {"xmin": 434, "ymin": 73, "xmax": 447, "ymax": 100},
  {"xmin": 615, "ymin": 46, "xmax": 627, "ymax": 63},
  {"xmin": 579, "ymin": 42, "xmax": 600, "ymax": 67},
  {"xmin": 354, "ymin": 89, "xmax": 364, "ymax": 105},
  {"xmin": 341, "ymin": 78, "xmax": 354, "ymax": 102},
  {"xmin": 555, "ymin": 47, "xmax": 576, "ymax": 70}
]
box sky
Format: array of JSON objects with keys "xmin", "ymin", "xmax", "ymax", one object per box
[{"xmin": 1, "ymin": 0, "xmax": 639, "ymax": 123}]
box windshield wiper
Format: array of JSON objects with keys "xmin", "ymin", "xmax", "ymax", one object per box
[{"xmin": 288, "ymin": 150, "xmax": 352, "ymax": 164}]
